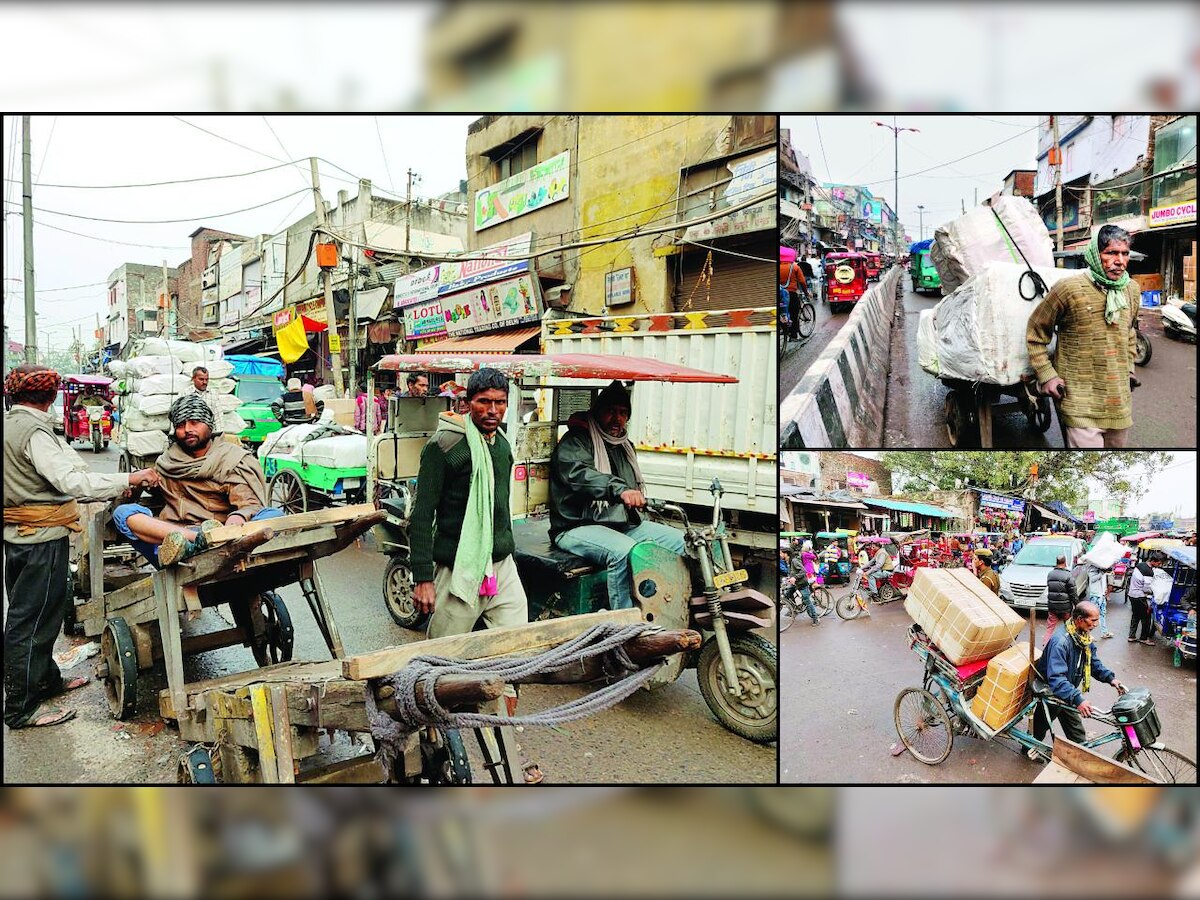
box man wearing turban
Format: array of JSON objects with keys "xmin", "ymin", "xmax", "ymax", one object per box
[
  {"xmin": 4, "ymin": 365, "xmax": 159, "ymax": 728},
  {"xmin": 112, "ymin": 393, "xmax": 284, "ymax": 567}
]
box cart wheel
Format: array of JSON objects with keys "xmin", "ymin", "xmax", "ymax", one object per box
[
  {"xmin": 382, "ymin": 557, "xmax": 428, "ymax": 631},
  {"xmin": 696, "ymin": 634, "xmax": 777, "ymax": 744},
  {"xmin": 250, "ymin": 592, "xmax": 294, "ymax": 667},
  {"xmin": 894, "ymin": 687, "xmax": 953, "ymax": 765},
  {"xmin": 269, "ymin": 468, "xmax": 308, "ymax": 514},
  {"xmin": 1134, "ymin": 330, "xmax": 1152, "ymax": 366},
  {"xmin": 1026, "ymin": 395, "xmax": 1053, "ymax": 433},
  {"xmin": 944, "ymin": 391, "xmax": 979, "ymax": 448},
  {"xmin": 177, "ymin": 746, "xmax": 217, "ymax": 784},
  {"xmin": 416, "ymin": 728, "xmax": 473, "ymax": 785},
  {"xmin": 117, "ymin": 452, "xmax": 129, "ymax": 473},
  {"xmin": 100, "ymin": 617, "xmax": 138, "ymax": 720},
  {"xmin": 835, "ymin": 591, "xmax": 861, "ymax": 620},
  {"xmin": 879, "ymin": 582, "xmax": 900, "ymax": 603}
]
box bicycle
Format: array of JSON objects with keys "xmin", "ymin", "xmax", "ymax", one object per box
[
  {"xmin": 795, "ymin": 295, "xmax": 817, "ymax": 340},
  {"xmin": 834, "ymin": 568, "xmax": 903, "ymax": 620},
  {"xmin": 780, "ymin": 576, "xmax": 832, "ymax": 631},
  {"xmin": 894, "ymin": 624, "xmax": 1196, "ymax": 782}
]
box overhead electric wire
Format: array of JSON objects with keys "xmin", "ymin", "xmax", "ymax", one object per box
[
  {"xmin": 6, "ymin": 187, "xmax": 312, "ymax": 225},
  {"xmin": 855, "ymin": 124, "xmax": 1040, "ymax": 188},
  {"xmin": 27, "ymin": 217, "xmax": 189, "ymax": 250},
  {"xmin": 2, "ymin": 159, "xmax": 303, "ymax": 190}
]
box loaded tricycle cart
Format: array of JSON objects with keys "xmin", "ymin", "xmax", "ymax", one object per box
[
  {"xmin": 940, "ymin": 376, "xmax": 1053, "ymax": 448},
  {"xmin": 894, "ymin": 623, "xmax": 1196, "ymax": 783}
]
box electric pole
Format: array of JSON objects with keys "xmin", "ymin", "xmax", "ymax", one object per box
[
  {"xmin": 162, "ymin": 259, "xmax": 172, "ymax": 338},
  {"xmin": 309, "ymin": 157, "xmax": 345, "ymax": 397},
  {"xmin": 1052, "ymin": 115, "xmax": 1064, "ymax": 264},
  {"xmin": 917, "ymin": 204, "xmax": 925, "ymax": 242},
  {"xmin": 22, "ymin": 115, "xmax": 37, "ymax": 364},
  {"xmin": 874, "ymin": 118, "xmax": 919, "ymax": 266},
  {"xmin": 404, "ymin": 167, "xmax": 413, "ymax": 256}
]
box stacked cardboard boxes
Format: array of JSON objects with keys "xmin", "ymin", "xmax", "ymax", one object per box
[
  {"xmin": 971, "ymin": 643, "xmax": 1040, "ymax": 729},
  {"xmin": 904, "ymin": 568, "xmax": 1025, "ymax": 665},
  {"xmin": 1184, "ymin": 241, "xmax": 1196, "ymax": 305}
]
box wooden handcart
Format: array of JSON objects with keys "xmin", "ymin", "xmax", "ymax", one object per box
[{"xmin": 940, "ymin": 376, "xmax": 1053, "ymax": 448}]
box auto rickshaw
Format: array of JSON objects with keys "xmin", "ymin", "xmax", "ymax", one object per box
[
  {"xmin": 823, "ymin": 252, "xmax": 869, "ymax": 313},
  {"xmin": 61, "ymin": 374, "xmax": 114, "ymax": 453},
  {"xmin": 1162, "ymin": 546, "xmax": 1196, "ymax": 666},
  {"xmin": 864, "ymin": 251, "xmax": 882, "ymax": 282},
  {"xmin": 813, "ymin": 531, "xmax": 854, "ymax": 584},
  {"xmin": 909, "ymin": 239, "xmax": 942, "ymax": 294}
]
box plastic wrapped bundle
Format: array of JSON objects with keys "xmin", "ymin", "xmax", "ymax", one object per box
[
  {"xmin": 137, "ymin": 337, "xmax": 206, "ymax": 362},
  {"xmin": 1079, "ymin": 532, "xmax": 1124, "ymax": 571},
  {"xmin": 930, "ymin": 196, "xmax": 1054, "ymax": 295},
  {"xmin": 120, "ymin": 408, "xmax": 171, "ymax": 433},
  {"xmin": 178, "ymin": 358, "xmax": 234, "ymax": 379},
  {"xmin": 117, "ymin": 429, "xmax": 168, "ymax": 457},
  {"xmin": 128, "ymin": 372, "xmax": 193, "ymax": 395},
  {"xmin": 221, "ymin": 411, "xmax": 250, "ymax": 434},
  {"xmin": 919, "ymin": 262, "xmax": 1076, "ymax": 385}
]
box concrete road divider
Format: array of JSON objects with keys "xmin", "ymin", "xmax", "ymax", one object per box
[{"xmin": 780, "ymin": 267, "xmax": 902, "ymax": 448}]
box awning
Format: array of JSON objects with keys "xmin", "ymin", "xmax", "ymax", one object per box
[
  {"xmin": 413, "ymin": 326, "xmax": 541, "ymax": 355},
  {"xmin": 1030, "ymin": 502, "xmax": 1072, "ymax": 525},
  {"xmin": 355, "ymin": 286, "xmax": 391, "ymax": 323},
  {"xmin": 863, "ymin": 498, "xmax": 956, "ymax": 518},
  {"xmin": 1044, "ymin": 500, "xmax": 1083, "ymax": 525},
  {"xmin": 786, "ymin": 497, "xmax": 869, "ymax": 511}
]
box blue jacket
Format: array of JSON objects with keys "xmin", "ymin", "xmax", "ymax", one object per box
[{"xmin": 1035, "ymin": 624, "xmax": 1116, "ymax": 708}]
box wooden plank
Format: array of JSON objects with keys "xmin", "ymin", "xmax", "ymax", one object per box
[
  {"xmin": 307, "ymin": 560, "xmax": 345, "ymax": 659},
  {"xmin": 82, "ymin": 593, "xmax": 160, "ymax": 636},
  {"xmin": 103, "ymin": 574, "xmax": 156, "ymax": 613},
  {"xmin": 205, "ymin": 504, "xmax": 376, "ymax": 546},
  {"xmin": 182, "ymin": 584, "xmax": 202, "ymax": 613},
  {"xmin": 174, "ymin": 527, "xmax": 336, "ymax": 587},
  {"xmin": 249, "ymin": 685, "xmax": 279, "ymax": 784},
  {"xmin": 154, "ymin": 566, "xmax": 188, "ymax": 721},
  {"xmin": 179, "ymin": 626, "xmax": 247, "ymax": 656},
  {"xmin": 158, "ymin": 660, "xmax": 345, "ymax": 719},
  {"xmin": 297, "ymin": 752, "xmax": 387, "ymax": 785},
  {"xmin": 269, "ymin": 685, "xmax": 297, "ymax": 784},
  {"xmin": 88, "ymin": 507, "xmax": 105, "ymax": 603},
  {"xmin": 208, "ymin": 690, "xmax": 254, "ymax": 720},
  {"xmin": 1036, "ymin": 737, "xmax": 1160, "ymax": 785},
  {"xmin": 342, "ymin": 608, "xmax": 645, "ymax": 680},
  {"xmin": 284, "ymin": 681, "xmax": 371, "ymax": 731}
]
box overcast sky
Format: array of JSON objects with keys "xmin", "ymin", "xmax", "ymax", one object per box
[
  {"xmin": 3, "ymin": 115, "xmax": 476, "ymax": 350},
  {"xmin": 780, "ymin": 114, "xmax": 1039, "ymax": 242}
]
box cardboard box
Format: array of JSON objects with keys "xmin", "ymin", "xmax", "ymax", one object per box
[
  {"xmin": 971, "ymin": 643, "xmax": 1039, "ymax": 730},
  {"xmin": 1132, "ymin": 273, "xmax": 1163, "ymax": 293},
  {"xmin": 323, "ymin": 398, "xmax": 356, "ymax": 427},
  {"xmin": 904, "ymin": 568, "xmax": 1025, "ymax": 665}
]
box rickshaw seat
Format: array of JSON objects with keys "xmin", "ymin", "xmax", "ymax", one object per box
[{"xmin": 511, "ymin": 517, "xmax": 601, "ymax": 579}]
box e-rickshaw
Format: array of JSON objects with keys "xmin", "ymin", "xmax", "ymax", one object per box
[
  {"xmin": 1157, "ymin": 546, "xmax": 1195, "ymax": 664},
  {"xmin": 813, "ymin": 531, "xmax": 854, "ymax": 584},
  {"xmin": 61, "ymin": 374, "xmax": 114, "ymax": 453},
  {"xmin": 1121, "ymin": 538, "xmax": 1185, "ymax": 593},
  {"xmin": 365, "ymin": 352, "xmax": 777, "ymax": 744},
  {"xmin": 823, "ymin": 252, "xmax": 869, "ymax": 313},
  {"xmin": 864, "ymin": 251, "xmax": 882, "ymax": 282}
]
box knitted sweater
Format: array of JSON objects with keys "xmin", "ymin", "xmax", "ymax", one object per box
[
  {"xmin": 408, "ymin": 419, "xmax": 515, "ymax": 583},
  {"xmin": 1026, "ymin": 272, "xmax": 1139, "ymax": 430}
]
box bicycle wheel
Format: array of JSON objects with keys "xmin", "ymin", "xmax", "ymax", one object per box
[
  {"xmin": 835, "ymin": 591, "xmax": 861, "ymax": 620},
  {"xmin": 779, "ymin": 597, "xmax": 798, "ymax": 632},
  {"xmin": 1118, "ymin": 745, "xmax": 1197, "ymax": 784},
  {"xmin": 894, "ymin": 687, "xmax": 954, "ymax": 765},
  {"xmin": 812, "ymin": 586, "xmax": 834, "ymax": 618},
  {"xmin": 797, "ymin": 301, "xmax": 817, "ymax": 338}
]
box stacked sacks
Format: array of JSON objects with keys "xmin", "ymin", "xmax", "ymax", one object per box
[
  {"xmin": 916, "ymin": 262, "xmax": 1076, "ymax": 384},
  {"xmin": 928, "ymin": 195, "xmax": 1054, "ymax": 295},
  {"xmin": 108, "ymin": 340, "xmax": 248, "ymax": 455}
]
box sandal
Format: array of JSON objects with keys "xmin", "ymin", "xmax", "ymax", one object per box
[
  {"xmin": 522, "ymin": 762, "xmax": 545, "ymax": 785},
  {"xmin": 11, "ymin": 703, "xmax": 76, "ymax": 729},
  {"xmin": 56, "ymin": 675, "xmax": 90, "ymax": 694}
]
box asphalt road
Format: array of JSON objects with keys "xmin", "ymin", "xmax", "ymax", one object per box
[
  {"xmin": 883, "ymin": 279, "xmax": 1198, "ymax": 448},
  {"xmin": 780, "ymin": 284, "xmax": 857, "ymax": 398},
  {"xmin": 780, "ymin": 579, "xmax": 1196, "ymax": 784},
  {"xmin": 3, "ymin": 444, "xmax": 775, "ymax": 784}
]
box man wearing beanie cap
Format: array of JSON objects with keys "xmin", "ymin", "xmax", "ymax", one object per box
[
  {"xmin": 112, "ymin": 393, "xmax": 284, "ymax": 567},
  {"xmin": 548, "ymin": 380, "xmax": 686, "ymax": 610},
  {"xmin": 273, "ymin": 376, "xmax": 318, "ymax": 425}
]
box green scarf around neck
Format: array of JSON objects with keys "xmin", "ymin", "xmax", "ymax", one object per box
[
  {"xmin": 1084, "ymin": 232, "xmax": 1131, "ymax": 325},
  {"xmin": 1065, "ymin": 617, "xmax": 1094, "ymax": 694},
  {"xmin": 440, "ymin": 413, "xmax": 497, "ymax": 605}
]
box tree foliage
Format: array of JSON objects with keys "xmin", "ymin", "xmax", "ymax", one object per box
[{"xmin": 881, "ymin": 451, "xmax": 1164, "ymax": 510}]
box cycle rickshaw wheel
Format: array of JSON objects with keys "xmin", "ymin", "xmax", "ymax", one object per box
[
  {"xmin": 1118, "ymin": 745, "xmax": 1197, "ymax": 784},
  {"xmin": 894, "ymin": 687, "xmax": 953, "ymax": 765}
]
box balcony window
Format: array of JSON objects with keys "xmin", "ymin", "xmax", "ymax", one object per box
[{"xmin": 1151, "ymin": 115, "xmax": 1197, "ymax": 207}]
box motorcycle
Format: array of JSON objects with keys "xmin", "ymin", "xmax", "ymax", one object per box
[
  {"xmin": 1162, "ymin": 303, "xmax": 1196, "ymax": 344},
  {"xmin": 1133, "ymin": 313, "xmax": 1152, "ymax": 366}
]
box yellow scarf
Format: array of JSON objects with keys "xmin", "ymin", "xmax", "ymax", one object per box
[{"xmin": 1065, "ymin": 618, "xmax": 1093, "ymax": 693}]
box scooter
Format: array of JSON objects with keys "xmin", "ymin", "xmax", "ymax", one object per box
[
  {"xmin": 1162, "ymin": 303, "xmax": 1196, "ymax": 344},
  {"xmin": 1133, "ymin": 313, "xmax": 1152, "ymax": 366}
]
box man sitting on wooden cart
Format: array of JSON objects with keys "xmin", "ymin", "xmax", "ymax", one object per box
[{"xmin": 112, "ymin": 394, "xmax": 284, "ymax": 567}]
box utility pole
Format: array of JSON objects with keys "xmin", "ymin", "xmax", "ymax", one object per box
[
  {"xmin": 309, "ymin": 157, "xmax": 345, "ymax": 397},
  {"xmin": 162, "ymin": 259, "xmax": 172, "ymax": 338},
  {"xmin": 875, "ymin": 118, "xmax": 919, "ymax": 265},
  {"xmin": 22, "ymin": 115, "xmax": 37, "ymax": 364},
  {"xmin": 404, "ymin": 167, "xmax": 413, "ymax": 257},
  {"xmin": 1051, "ymin": 115, "xmax": 1064, "ymax": 264},
  {"xmin": 917, "ymin": 204, "xmax": 925, "ymax": 242}
]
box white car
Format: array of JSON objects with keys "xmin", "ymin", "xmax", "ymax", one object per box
[{"xmin": 999, "ymin": 537, "xmax": 1087, "ymax": 611}]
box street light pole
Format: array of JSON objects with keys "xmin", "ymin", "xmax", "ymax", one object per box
[
  {"xmin": 917, "ymin": 204, "xmax": 925, "ymax": 242},
  {"xmin": 874, "ymin": 118, "xmax": 920, "ymax": 264}
]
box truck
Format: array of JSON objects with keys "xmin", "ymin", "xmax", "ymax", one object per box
[
  {"xmin": 224, "ymin": 354, "xmax": 286, "ymax": 447},
  {"xmin": 541, "ymin": 306, "xmax": 777, "ymax": 566}
]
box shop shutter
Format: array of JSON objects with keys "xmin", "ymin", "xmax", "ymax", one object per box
[{"xmin": 672, "ymin": 245, "xmax": 774, "ymax": 312}]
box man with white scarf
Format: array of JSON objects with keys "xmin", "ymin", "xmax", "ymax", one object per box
[{"xmin": 549, "ymin": 381, "xmax": 686, "ymax": 610}]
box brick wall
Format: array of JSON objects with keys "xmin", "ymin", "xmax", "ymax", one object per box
[
  {"xmin": 177, "ymin": 227, "xmax": 251, "ymax": 337},
  {"xmin": 818, "ymin": 452, "xmax": 892, "ymax": 495}
]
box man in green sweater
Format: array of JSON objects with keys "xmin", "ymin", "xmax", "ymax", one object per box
[
  {"xmin": 1026, "ymin": 224, "xmax": 1141, "ymax": 448},
  {"xmin": 408, "ymin": 367, "xmax": 543, "ymax": 783}
]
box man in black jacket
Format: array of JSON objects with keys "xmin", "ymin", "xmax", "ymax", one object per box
[
  {"xmin": 1043, "ymin": 554, "xmax": 1078, "ymax": 647},
  {"xmin": 548, "ymin": 381, "xmax": 685, "ymax": 610}
]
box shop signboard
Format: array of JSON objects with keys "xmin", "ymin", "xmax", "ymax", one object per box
[
  {"xmin": 437, "ymin": 232, "xmax": 532, "ymax": 296},
  {"xmin": 475, "ymin": 151, "xmax": 570, "ymax": 232},
  {"xmin": 683, "ymin": 148, "xmax": 776, "ymax": 241},
  {"xmin": 604, "ymin": 267, "xmax": 634, "ymax": 307},
  {"xmin": 846, "ymin": 471, "xmax": 871, "ymax": 489},
  {"xmin": 1083, "ymin": 510, "xmax": 1096, "ymax": 524},
  {"xmin": 1148, "ymin": 199, "xmax": 1196, "ymax": 228},
  {"xmin": 442, "ymin": 272, "xmax": 543, "ymax": 337},
  {"xmin": 393, "ymin": 265, "xmax": 441, "ymax": 308},
  {"xmin": 401, "ymin": 297, "xmax": 448, "ymax": 339},
  {"xmin": 979, "ymin": 493, "xmax": 1025, "ymax": 513}
]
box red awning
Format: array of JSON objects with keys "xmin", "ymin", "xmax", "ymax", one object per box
[
  {"xmin": 374, "ymin": 352, "xmax": 737, "ymax": 383},
  {"xmin": 413, "ymin": 325, "xmax": 541, "ymax": 355}
]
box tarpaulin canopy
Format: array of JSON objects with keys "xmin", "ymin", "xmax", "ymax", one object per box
[
  {"xmin": 414, "ymin": 326, "xmax": 541, "ymax": 355},
  {"xmin": 862, "ymin": 497, "xmax": 956, "ymax": 518},
  {"xmin": 1166, "ymin": 546, "xmax": 1196, "ymax": 569},
  {"xmin": 373, "ymin": 353, "xmax": 737, "ymax": 383},
  {"xmin": 225, "ymin": 354, "xmax": 285, "ymax": 378}
]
